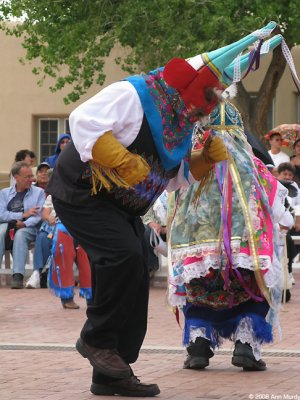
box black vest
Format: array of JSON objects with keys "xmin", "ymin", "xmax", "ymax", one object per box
[{"xmin": 46, "ymin": 116, "xmax": 179, "ymax": 216}]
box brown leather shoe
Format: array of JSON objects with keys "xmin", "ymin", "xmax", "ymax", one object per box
[
  {"xmin": 62, "ymin": 300, "xmax": 80, "ymax": 309},
  {"xmin": 90, "ymin": 376, "xmax": 160, "ymax": 397},
  {"xmin": 76, "ymin": 338, "xmax": 131, "ymax": 379}
]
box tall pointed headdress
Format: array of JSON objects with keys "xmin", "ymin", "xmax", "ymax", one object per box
[{"xmin": 163, "ymin": 21, "xmax": 300, "ymax": 115}]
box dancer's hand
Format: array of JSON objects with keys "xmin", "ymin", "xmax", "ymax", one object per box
[
  {"xmin": 190, "ymin": 136, "xmax": 227, "ymax": 181},
  {"xmin": 202, "ymin": 136, "xmax": 228, "ymax": 164},
  {"xmin": 92, "ymin": 131, "xmax": 150, "ymax": 187}
]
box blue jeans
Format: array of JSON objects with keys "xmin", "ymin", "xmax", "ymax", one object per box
[
  {"xmin": 33, "ymin": 230, "xmax": 52, "ymax": 271},
  {"xmin": 0, "ymin": 222, "xmax": 37, "ymax": 275}
]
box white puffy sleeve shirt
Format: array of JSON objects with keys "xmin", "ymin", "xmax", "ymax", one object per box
[{"xmin": 69, "ymin": 81, "xmax": 194, "ymax": 191}]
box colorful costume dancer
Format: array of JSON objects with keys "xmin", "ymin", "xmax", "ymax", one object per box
[
  {"xmin": 48, "ymin": 221, "xmax": 92, "ymax": 308},
  {"xmin": 168, "ymin": 102, "xmax": 293, "ymax": 371},
  {"xmin": 46, "ymin": 21, "xmax": 295, "ymax": 396}
]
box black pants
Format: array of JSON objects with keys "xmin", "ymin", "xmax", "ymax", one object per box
[{"xmin": 53, "ymin": 197, "xmax": 150, "ymax": 371}]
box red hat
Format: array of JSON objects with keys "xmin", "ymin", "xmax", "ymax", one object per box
[{"xmin": 163, "ymin": 58, "xmax": 223, "ymax": 115}]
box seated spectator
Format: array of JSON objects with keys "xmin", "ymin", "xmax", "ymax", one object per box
[
  {"xmin": 10, "ymin": 149, "xmax": 37, "ymax": 186},
  {"xmin": 277, "ymin": 162, "xmax": 300, "ymax": 207},
  {"xmin": 34, "ymin": 162, "xmax": 51, "ymax": 190},
  {"xmin": 45, "ymin": 133, "xmax": 71, "ymax": 168},
  {"xmin": 0, "ymin": 161, "xmax": 45, "ymax": 289},
  {"xmin": 14, "ymin": 149, "xmax": 36, "ymax": 166},
  {"xmin": 142, "ymin": 191, "xmax": 168, "ymax": 278},
  {"xmin": 26, "ymin": 164, "xmax": 52, "ymax": 289},
  {"xmin": 267, "ymin": 133, "xmax": 290, "ymax": 167},
  {"xmin": 25, "ymin": 208, "xmax": 53, "ymax": 289}
]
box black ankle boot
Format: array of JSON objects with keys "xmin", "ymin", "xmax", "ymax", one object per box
[
  {"xmin": 183, "ymin": 337, "xmax": 214, "ymax": 369},
  {"xmin": 232, "ymin": 340, "xmax": 266, "ymax": 371}
]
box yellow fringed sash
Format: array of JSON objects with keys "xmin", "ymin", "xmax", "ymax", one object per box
[{"xmin": 90, "ymin": 161, "xmax": 132, "ymax": 195}]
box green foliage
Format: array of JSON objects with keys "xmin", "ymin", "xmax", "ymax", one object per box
[{"xmin": 1, "ymin": 0, "xmax": 300, "ymax": 104}]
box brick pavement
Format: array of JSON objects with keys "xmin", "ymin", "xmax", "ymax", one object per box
[{"xmin": 0, "ymin": 272, "xmax": 300, "ymax": 400}]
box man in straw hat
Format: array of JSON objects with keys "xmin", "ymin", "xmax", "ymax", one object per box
[{"xmin": 47, "ymin": 21, "xmax": 294, "ymax": 397}]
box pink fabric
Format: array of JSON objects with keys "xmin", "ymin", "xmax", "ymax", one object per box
[
  {"xmin": 239, "ymin": 157, "xmax": 277, "ymax": 261},
  {"xmin": 254, "ymin": 157, "xmax": 278, "ymax": 206}
]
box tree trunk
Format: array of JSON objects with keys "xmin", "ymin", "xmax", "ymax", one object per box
[{"xmin": 234, "ymin": 45, "xmax": 287, "ymax": 139}]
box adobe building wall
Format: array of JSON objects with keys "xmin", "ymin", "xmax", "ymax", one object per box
[{"xmin": 0, "ymin": 29, "xmax": 129, "ymax": 186}]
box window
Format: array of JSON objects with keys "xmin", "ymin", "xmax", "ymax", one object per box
[
  {"xmin": 39, "ymin": 119, "xmax": 58, "ymax": 162},
  {"xmin": 65, "ymin": 119, "xmax": 71, "ymax": 135},
  {"xmin": 39, "ymin": 118, "xmax": 70, "ymax": 162}
]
